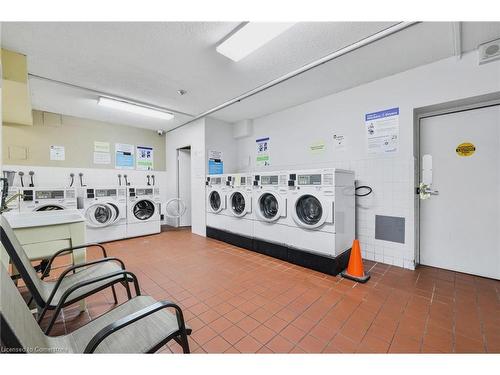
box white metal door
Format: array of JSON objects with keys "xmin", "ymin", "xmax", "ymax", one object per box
[
  {"xmin": 419, "ymin": 105, "xmax": 500, "ymax": 279},
  {"xmin": 177, "ymin": 148, "xmax": 191, "ymax": 227}
]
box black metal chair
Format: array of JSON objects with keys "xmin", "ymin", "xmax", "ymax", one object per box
[
  {"xmin": 0, "ymin": 264, "xmax": 191, "ymax": 353},
  {"xmin": 0, "ymin": 216, "xmax": 139, "ymax": 335}
]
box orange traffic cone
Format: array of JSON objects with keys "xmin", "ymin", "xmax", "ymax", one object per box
[{"xmin": 341, "ymin": 240, "xmax": 370, "ymax": 283}]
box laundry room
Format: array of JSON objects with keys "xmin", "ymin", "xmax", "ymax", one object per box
[{"xmin": 1, "ymin": 1, "xmax": 500, "ymax": 372}]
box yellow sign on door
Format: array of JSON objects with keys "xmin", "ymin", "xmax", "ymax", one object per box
[{"xmin": 456, "ymin": 142, "xmax": 476, "ymax": 157}]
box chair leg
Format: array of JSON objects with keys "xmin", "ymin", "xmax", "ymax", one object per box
[
  {"xmin": 111, "ymin": 285, "xmax": 118, "ymax": 304},
  {"xmin": 44, "ymin": 305, "xmax": 63, "ymax": 335},
  {"xmin": 125, "ymin": 281, "xmax": 132, "ymax": 300},
  {"xmin": 178, "ymin": 331, "xmax": 190, "ymax": 354},
  {"xmin": 37, "ymin": 305, "xmax": 49, "ymax": 324}
]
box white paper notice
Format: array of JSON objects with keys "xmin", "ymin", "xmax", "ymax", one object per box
[
  {"xmin": 50, "ymin": 145, "xmax": 65, "ymax": 161},
  {"xmin": 256, "ymin": 137, "xmax": 270, "ymax": 167},
  {"xmin": 333, "ymin": 134, "xmax": 347, "ymax": 152},
  {"xmin": 94, "ymin": 151, "xmax": 111, "ymax": 165},
  {"xmin": 365, "ymin": 107, "xmax": 399, "ymax": 154},
  {"xmin": 208, "ymin": 150, "xmax": 223, "ymax": 160},
  {"xmin": 94, "ymin": 141, "xmax": 110, "ymax": 153}
]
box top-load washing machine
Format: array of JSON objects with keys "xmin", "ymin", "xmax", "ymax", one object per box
[
  {"xmin": 206, "ymin": 174, "xmax": 229, "ymax": 231},
  {"xmin": 78, "ymin": 187, "xmax": 127, "ymax": 243},
  {"xmin": 19, "ymin": 187, "xmax": 78, "ymax": 212},
  {"xmin": 252, "ymin": 170, "xmax": 289, "ymax": 257},
  {"xmin": 126, "ymin": 186, "xmax": 161, "ymax": 238},
  {"xmin": 285, "ymin": 168, "xmax": 355, "ymax": 258},
  {"xmin": 223, "ymin": 173, "xmax": 254, "ymax": 238}
]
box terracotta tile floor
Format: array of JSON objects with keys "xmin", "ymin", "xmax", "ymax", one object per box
[{"xmin": 27, "ymin": 229, "xmax": 500, "ymax": 353}]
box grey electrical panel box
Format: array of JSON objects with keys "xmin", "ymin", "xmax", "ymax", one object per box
[{"xmin": 375, "ymin": 215, "xmax": 405, "ymax": 244}]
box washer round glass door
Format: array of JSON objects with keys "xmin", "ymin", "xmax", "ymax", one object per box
[
  {"xmin": 133, "ymin": 199, "xmax": 156, "ymax": 221},
  {"xmin": 259, "ymin": 193, "xmax": 279, "ymax": 221},
  {"xmin": 294, "ymin": 194, "xmax": 324, "ymax": 228},
  {"xmin": 209, "ymin": 191, "xmax": 222, "ymax": 212},
  {"xmin": 86, "ymin": 203, "xmax": 117, "ymax": 227},
  {"xmin": 230, "ymin": 192, "xmax": 246, "ymax": 216}
]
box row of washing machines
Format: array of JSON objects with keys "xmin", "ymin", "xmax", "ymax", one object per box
[
  {"xmin": 6, "ymin": 186, "xmax": 161, "ymax": 242},
  {"xmin": 206, "ymin": 168, "xmax": 355, "ymax": 272}
]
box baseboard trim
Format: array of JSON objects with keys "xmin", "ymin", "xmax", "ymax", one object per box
[{"xmin": 206, "ymin": 227, "xmax": 350, "ymax": 276}]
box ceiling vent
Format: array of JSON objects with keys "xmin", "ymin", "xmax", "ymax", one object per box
[{"xmin": 478, "ymin": 38, "xmax": 500, "ymax": 65}]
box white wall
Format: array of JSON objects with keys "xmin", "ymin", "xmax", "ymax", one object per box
[
  {"xmin": 165, "ymin": 118, "xmax": 206, "ymax": 236},
  {"xmin": 234, "ymin": 51, "xmax": 500, "ymax": 269},
  {"xmin": 205, "ymin": 117, "xmax": 238, "ymax": 174}
]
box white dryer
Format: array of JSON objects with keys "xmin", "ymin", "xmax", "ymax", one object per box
[
  {"xmin": 253, "ymin": 170, "xmax": 289, "ymax": 246},
  {"xmin": 224, "ymin": 173, "xmax": 254, "ymax": 238},
  {"xmin": 206, "ymin": 174, "xmax": 229, "ymax": 231},
  {"xmin": 126, "ymin": 186, "xmax": 161, "ymax": 238},
  {"xmin": 19, "ymin": 187, "xmax": 77, "ymax": 212},
  {"xmin": 285, "ymin": 169, "xmax": 355, "ymax": 258},
  {"xmin": 78, "ymin": 187, "xmax": 127, "ymax": 243}
]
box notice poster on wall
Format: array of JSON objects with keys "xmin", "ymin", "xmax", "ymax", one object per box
[
  {"xmin": 136, "ymin": 146, "xmax": 154, "ymax": 170},
  {"xmin": 115, "ymin": 143, "xmax": 135, "ymax": 169},
  {"xmin": 94, "ymin": 141, "xmax": 110, "ymax": 153},
  {"xmin": 208, "ymin": 150, "xmax": 223, "ymax": 175},
  {"xmin": 50, "ymin": 145, "xmax": 65, "ymax": 161},
  {"xmin": 333, "ymin": 133, "xmax": 347, "ymax": 152},
  {"xmin": 93, "ymin": 152, "xmax": 111, "ymax": 165},
  {"xmin": 309, "ymin": 140, "xmax": 326, "ymax": 155},
  {"xmin": 256, "ymin": 137, "xmax": 270, "ymax": 167},
  {"xmin": 365, "ymin": 107, "xmax": 399, "ymax": 154}
]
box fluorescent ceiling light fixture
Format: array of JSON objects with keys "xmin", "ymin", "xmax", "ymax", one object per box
[
  {"xmin": 217, "ymin": 22, "xmax": 296, "ymax": 61},
  {"xmin": 98, "ymin": 97, "xmax": 174, "ymax": 120}
]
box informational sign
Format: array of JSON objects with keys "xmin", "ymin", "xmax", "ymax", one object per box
[
  {"xmin": 309, "ymin": 140, "xmax": 326, "ymax": 154},
  {"xmin": 208, "ymin": 159, "xmax": 224, "ymax": 174},
  {"xmin": 115, "ymin": 143, "xmax": 135, "ymax": 169},
  {"xmin": 136, "ymin": 146, "xmax": 154, "ymax": 170},
  {"xmin": 365, "ymin": 107, "xmax": 399, "ymax": 154},
  {"xmin": 208, "ymin": 150, "xmax": 222, "ymax": 160},
  {"xmin": 256, "ymin": 137, "xmax": 270, "ymax": 167},
  {"xmin": 93, "ymin": 152, "xmax": 111, "ymax": 165},
  {"xmin": 456, "ymin": 142, "xmax": 476, "ymax": 157},
  {"xmin": 50, "ymin": 145, "xmax": 65, "ymax": 161},
  {"xmin": 94, "ymin": 141, "xmax": 110, "ymax": 153},
  {"xmin": 333, "ymin": 133, "xmax": 347, "ymax": 152},
  {"xmin": 208, "ymin": 150, "xmax": 223, "ymax": 175}
]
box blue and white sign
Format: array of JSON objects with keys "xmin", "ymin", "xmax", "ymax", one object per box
[
  {"xmin": 365, "ymin": 107, "xmax": 399, "ymax": 154},
  {"xmin": 208, "ymin": 159, "xmax": 224, "ymax": 175},
  {"xmin": 115, "ymin": 143, "xmax": 135, "ymax": 169}
]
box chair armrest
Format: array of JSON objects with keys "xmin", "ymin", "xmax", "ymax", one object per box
[
  {"xmin": 45, "ymin": 257, "xmax": 127, "ymax": 306},
  {"xmin": 42, "ymin": 243, "xmax": 109, "ymax": 279},
  {"xmin": 44, "ymin": 270, "xmax": 141, "ymax": 334},
  {"xmin": 84, "ymin": 300, "xmax": 188, "ymax": 353}
]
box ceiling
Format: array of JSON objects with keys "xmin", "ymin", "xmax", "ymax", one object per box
[{"xmin": 2, "ymin": 22, "xmax": 500, "ymax": 130}]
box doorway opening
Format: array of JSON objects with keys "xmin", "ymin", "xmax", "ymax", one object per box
[{"xmin": 177, "ymin": 146, "xmax": 192, "ymax": 228}]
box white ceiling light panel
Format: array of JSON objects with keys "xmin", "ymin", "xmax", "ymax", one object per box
[
  {"xmin": 216, "ymin": 22, "xmax": 296, "ymax": 62},
  {"xmin": 98, "ymin": 97, "xmax": 174, "ymax": 120}
]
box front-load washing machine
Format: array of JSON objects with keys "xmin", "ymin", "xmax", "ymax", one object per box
[
  {"xmin": 126, "ymin": 186, "xmax": 161, "ymax": 238},
  {"xmin": 78, "ymin": 187, "xmax": 127, "ymax": 243},
  {"xmin": 206, "ymin": 174, "xmax": 229, "ymax": 232},
  {"xmin": 223, "ymin": 173, "xmax": 254, "ymax": 238},
  {"xmin": 252, "ymin": 170, "xmax": 289, "ymax": 257},
  {"xmin": 285, "ymin": 168, "xmax": 355, "ymax": 258},
  {"xmin": 19, "ymin": 187, "xmax": 77, "ymax": 212}
]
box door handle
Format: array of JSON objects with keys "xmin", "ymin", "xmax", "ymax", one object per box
[{"xmin": 419, "ymin": 183, "xmax": 439, "ymax": 200}]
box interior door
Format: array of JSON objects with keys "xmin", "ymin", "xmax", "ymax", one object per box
[
  {"xmin": 419, "ymin": 105, "xmax": 500, "ymax": 279},
  {"xmin": 177, "ymin": 148, "xmax": 191, "ymax": 227}
]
